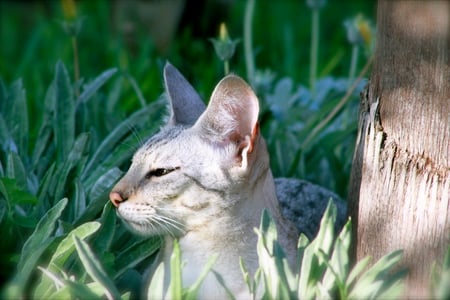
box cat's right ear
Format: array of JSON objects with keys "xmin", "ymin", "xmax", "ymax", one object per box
[{"xmin": 164, "ymin": 62, "xmax": 206, "ymax": 126}]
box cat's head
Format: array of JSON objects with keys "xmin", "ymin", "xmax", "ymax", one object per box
[{"xmin": 109, "ymin": 63, "xmax": 268, "ymax": 237}]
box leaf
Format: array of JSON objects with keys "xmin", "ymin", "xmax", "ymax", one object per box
[
  {"xmin": 92, "ymin": 203, "xmax": 116, "ymax": 254},
  {"xmin": 3, "ymin": 79, "xmax": 28, "ymax": 157},
  {"xmin": 77, "ymin": 68, "xmax": 117, "ymax": 104},
  {"xmin": 53, "ymin": 133, "xmax": 90, "ymax": 202},
  {"xmin": 321, "ymin": 219, "xmax": 352, "ymax": 297},
  {"xmin": 75, "ymin": 167, "xmax": 123, "ymax": 225},
  {"xmin": 148, "ymin": 262, "xmax": 166, "ymax": 300},
  {"xmin": 82, "ymin": 101, "xmax": 164, "ymax": 179},
  {"xmin": 114, "ymin": 236, "xmax": 162, "ymax": 279},
  {"xmin": 34, "ymin": 222, "xmax": 101, "ymax": 299},
  {"xmin": 31, "ymin": 80, "xmax": 55, "ymax": 172},
  {"xmin": 4, "ymin": 198, "xmax": 68, "ymax": 299},
  {"xmin": 298, "ymin": 201, "xmax": 337, "ymax": 300},
  {"xmin": 73, "ymin": 236, "xmax": 121, "ymax": 300},
  {"xmin": 49, "ymin": 280, "xmax": 104, "ymax": 300},
  {"xmin": 0, "ymin": 113, "xmax": 17, "ymax": 154},
  {"xmin": 349, "ymin": 250, "xmax": 404, "ymax": 299},
  {"xmin": 6, "ymin": 151, "xmax": 28, "ymax": 191},
  {"xmin": 256, "ymin": 210, "xmax": 294, "ymax": 299},
  {"xmin": 0, "ymin": 177, "xmax": 38, "ymax": 206},
  {"xmin": 185, "ymin": 254, "xmax": 218, "ymax": 300},
  {"xmin": 53, "ymin": 61, "xmax": 75, "ymax": 163},
  {"xmin": 89, "ymin": 166, "xmax": 122, "ymax": 200},
  {"xmin": 168, "ymin": 239, "xmax": 183, "ymax": 299}
]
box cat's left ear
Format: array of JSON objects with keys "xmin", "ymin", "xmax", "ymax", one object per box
[
  {"xmin": 195, "ymin": 75, "xmax": 259, "ymax": 164},
  {"xmin": 164, "ymin": 62, "xmax": 206, "ymax": 126}
]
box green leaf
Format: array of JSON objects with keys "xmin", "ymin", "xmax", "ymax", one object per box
[
  {"xmin": 185, "ymin": 254, "xmax": 218, "ymax": 300},
  {"xmin": 53, "ymin": 61, "xmax": 75, "ymax": 163},
  {"xmin": 168, "ymin": 239, "xmax": 183, "ymax": 299},
  {"xmin": 73, "ymin": 236, "xmax": 121, "ymax": 300},
  {"xmin": 92, "ymin": 203, "xmax": 116, "ymax": 253},
  {"xmin": 114, "ymin": 236, "xmax": 162, "ymax": 279},
  {"xmin": 3, "ymin": 79, "xmax": 28, "ymax": 157},
  {"xmin": 78, "ymin": 68, "xmax": 117, "ymax": 104},
  {"xmin": 0, "ymin": 177, "xmax": 37, "ymax": 206},
  {"xmin": 75, "ymin": 167, "xmax": 122, "ymax": 225},
  {"xmin": 322, "ymin": 219, "xmax": 352, "ymax": 297},
  {"xmin": 6, "ymin": 151, "xmax": 28, "ymax": 191},
  {"xmin": 82, "ymin": 101, "xmax": 164, "ymax": 179},
  {"xmin": 256, "ymin": 210, "xmax": 294, "ymax": 299},
  {"xmin": 346, "ymin": 256, "xmax": 371, "ymax": 288},
  {"xmin": 34, "ymin": 222, "xmax": 101, "ymax": 298},
  {"xmin": 0, "ymin": 113, "xmax": 16, "ymax": 154},
  {"xmin": 31, "ymin": 80, "xmax": 55, "ymax": 173},
  {"xmin": 89, "ymin": 166, "xmax": 122, "ymax": 200},
  {"xmin": 4, "ymin": 198, "xmax": 68, "ymax": 299},
  {"xmin": 148, "ymin": 262, "xmax": 166, "ymax": 299},
  {"xmin": 53, "ymin": 133, "xmax": 90, "ymax": 203},
  {"xmin": 49, "ymin": 280, "xmax": 104, "ymax": 300},
  {"xmin": 349, "ymin": 250, "xmax": 404, "ymax": 299},
  {"xmin": 298, "ymin": 201, "xmax": 337, "ymax": 300}
]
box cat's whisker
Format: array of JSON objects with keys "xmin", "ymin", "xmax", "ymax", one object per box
[
  {"xmin": 155, "ymin": 214, "xmax": 186, "ymax": 235},
  {"xmin": 127, "ymin": 123, "xmax": 145, "ymax": 148}
]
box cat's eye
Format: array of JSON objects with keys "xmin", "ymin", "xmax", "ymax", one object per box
[{"xmin": 145, "ymin": 167, "xmax": 179, "ymax": 179}]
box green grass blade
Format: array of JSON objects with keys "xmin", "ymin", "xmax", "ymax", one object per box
[{"xmin": 73, "ymin": 236, "xmax": 121, "ymax": 300}]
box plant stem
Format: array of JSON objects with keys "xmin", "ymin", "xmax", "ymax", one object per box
[
  {"xmin": 348, "ymin": 45, "xmax": 359, "ymax": 85},
  {"xmin": 309, "ymin": 8, "xmax": 319, "ymax": 96},
  {"xmin": 224, "ymin": 60, "xmax": 229, "ymax": 75},
  {"xmin": 301, "ymin": 55, "xmax": 374, "ymax": 150},
  {"xmin": 244, "ymin": 0, "xmax": 255, "ymax": 86},
  {"xmin": 72, "ymin": 36, "xmax": 80, "ymax": 98}
]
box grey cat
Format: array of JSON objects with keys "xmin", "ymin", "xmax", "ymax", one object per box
[{"xmin": 109, "ymin": 63, "xmax": 346, "ymax": 299}]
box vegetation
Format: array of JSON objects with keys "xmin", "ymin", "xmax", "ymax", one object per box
[{"xmin": 1, "ymin": 0, "xmax": 447, "ymax": 299}]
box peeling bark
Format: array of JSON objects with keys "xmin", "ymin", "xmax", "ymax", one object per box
[{"xmin": 349, "ymin": 1, "xmax": 450, "ymax": 298}]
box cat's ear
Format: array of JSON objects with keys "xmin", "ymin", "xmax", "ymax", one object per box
[
  {"xmin": 195, "ymin": 75, "xmax": 259, "ymax": 163},
  {"xmin": 164, "ymin": 62, "xmax": 206, "ymax": 126}
]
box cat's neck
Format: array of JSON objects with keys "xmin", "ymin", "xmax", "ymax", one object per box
[{"xmin": 160, "ymin": 138, "xmax": 297, "ymax": 298}]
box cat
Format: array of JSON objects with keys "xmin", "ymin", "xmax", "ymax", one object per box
[{"xmin": 109, "ymin": 63, "xmax": 346, "ymax": 299}]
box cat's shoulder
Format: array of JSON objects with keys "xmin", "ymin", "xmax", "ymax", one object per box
[{"xmin": 275, "ymin": 177, "xmax": 347, "ymax": 239}]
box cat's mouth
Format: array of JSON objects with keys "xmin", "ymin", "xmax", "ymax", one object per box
[{"xmin": 117, "ymin": 205, "xmax": 186, "ymax": 237}]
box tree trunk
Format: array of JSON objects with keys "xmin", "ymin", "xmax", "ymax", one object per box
[{"xmin": 349, "ymin": 1, "xmax": 450, "ymax": 298}]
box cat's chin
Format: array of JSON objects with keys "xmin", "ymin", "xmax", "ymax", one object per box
[{"xmin": 120, "ymin": 218, "xmax": 185, "ymax": 238}]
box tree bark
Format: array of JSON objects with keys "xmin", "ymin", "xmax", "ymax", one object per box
[{"xmin": 349, "ymin": 1, "xmax": 450, "ymax": 298}]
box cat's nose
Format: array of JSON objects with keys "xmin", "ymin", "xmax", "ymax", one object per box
[{"xmin": 109, "ymin": 191, "xmax": 124, "ymax": 207}]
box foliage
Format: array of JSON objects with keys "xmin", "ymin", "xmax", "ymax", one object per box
[
  {"xmin": 0, "ymin": 61, "xmax": 164, "ymax": 299},
  {"xmin": 251, "ymin": 202, "xmax": 406, "ymax": 300}
]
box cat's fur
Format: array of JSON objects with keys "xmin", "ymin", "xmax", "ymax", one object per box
[{"xmin": 109, "ymin": 63, "xmax": 346, "ymax": 299}]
